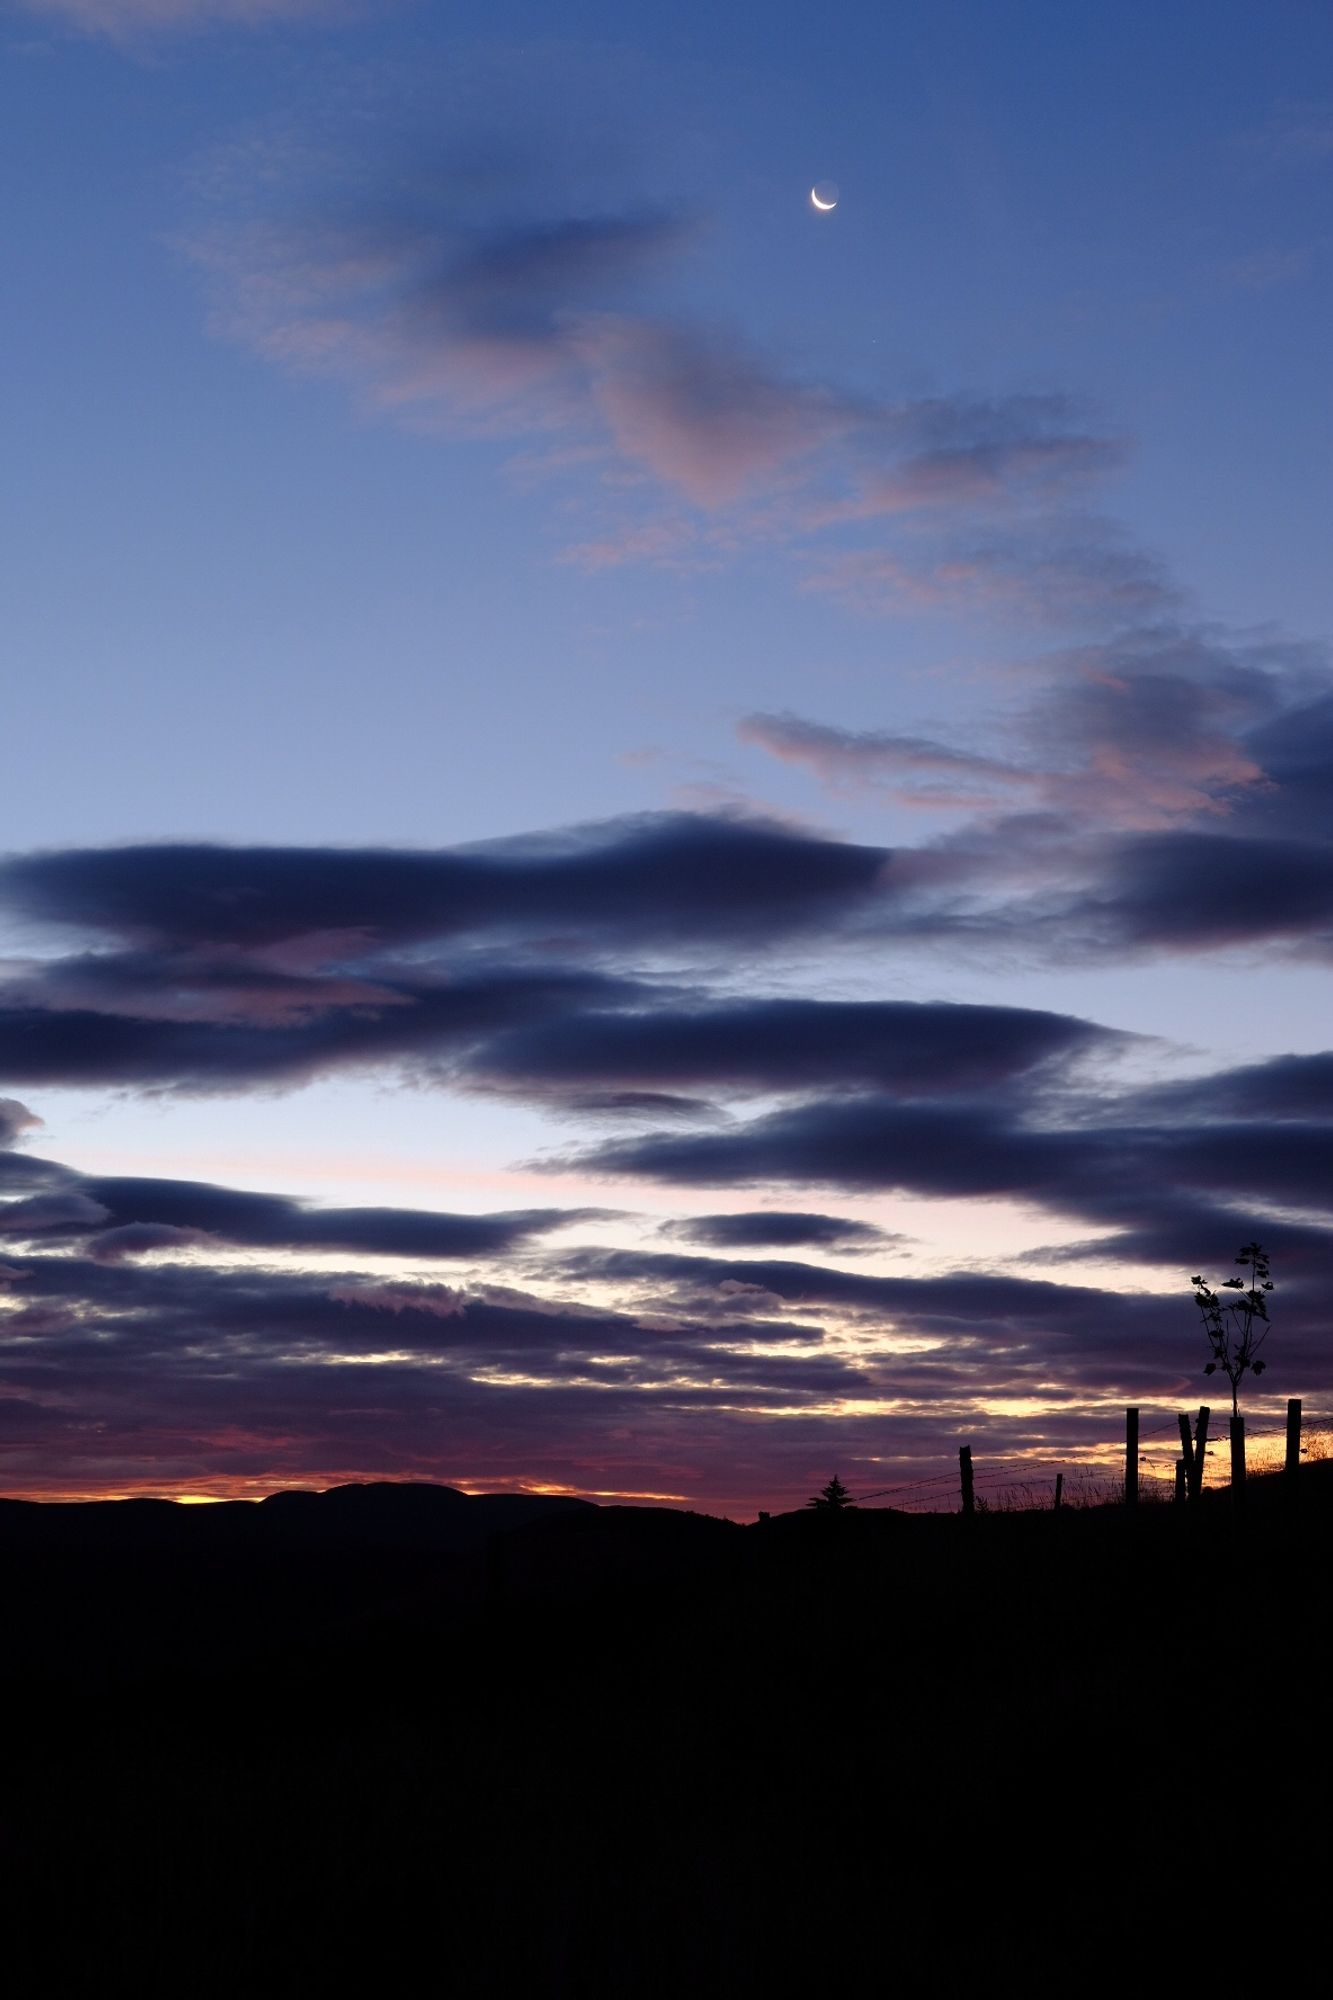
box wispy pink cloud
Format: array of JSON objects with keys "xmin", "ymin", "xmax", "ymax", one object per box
[
  {"xmin": 186, "ymin": 125, "xmax": 1154, "ymax": 632},
  {"xmin": 579, "ymin": 319, "xmax": 856, "ymax": 507},
  {"xmin": 804, "ymin": 521, "xmax": 1177, "ymax": 630},
  {"xmin": 739, "ymin": 712, "xmax": 1029, "ymax": 812},
  {"xmin": 740, "ymin": 626, "xmax": 1290, "ymax": 833}
]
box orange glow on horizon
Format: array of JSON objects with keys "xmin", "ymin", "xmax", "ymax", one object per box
[{"xmin": 3, "ymin": 1471, "xmax": 691, "ymax": 1507}]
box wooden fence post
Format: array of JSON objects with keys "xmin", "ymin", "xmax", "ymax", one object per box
[
  {"xmin": 1053, "ymin": 1472, "xmax": 1064, "ymax": 1511},
  {"xmin": 1179, "ymin": 1406, "xmax": 1210, "ymax": 1502},
  {"xmin": 959, "ymin": 1445, "xmax": 975, "ymax": 1517},
  {"xmin": 1230, "ymin": 1413, "xmax": 1246, "ymax": 1498},
  {"xmin": 1177, "ymin": 1413, "xmax": 1194, "ymax": 1497},
  {"xmin": 1125, "ymin": 1407, "xmax": 1139, "ymax": 1508},
  {"xmin": 1174, "ymin": 1459, "xmax": 1186, "ymax": 1505},
  {"xmin": 1285, "ymin": 1399, "xmax": 1302, "ymax": 1482}
]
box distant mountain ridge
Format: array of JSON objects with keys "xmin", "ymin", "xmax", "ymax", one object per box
[{"xmin": 0, "ymin": 1480, "xmax": 599, "ymax": 1553}]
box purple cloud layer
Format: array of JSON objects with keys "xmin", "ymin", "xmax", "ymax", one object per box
[
  {"xmin": 3, "ymin": 625, "xmax": 1332, "ymax": 1116},
  {"xmin": 3, "ymin": 1100, "xmax": 1330, "ymax": 1511}
]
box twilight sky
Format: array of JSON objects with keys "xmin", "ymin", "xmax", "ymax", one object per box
[{"xmin": 3, "ymin": 0, "xmax": 1331, "ymax": 1514}]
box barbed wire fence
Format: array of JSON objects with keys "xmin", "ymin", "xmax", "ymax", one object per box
[{"xmin": 839, "ymin": 1399, "xmax": 1333, "ymax": 1515}]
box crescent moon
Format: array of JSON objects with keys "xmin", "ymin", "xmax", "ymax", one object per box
[{"xmin": 810, "ymin": 187, "xmax": 837, "ymax": 211}]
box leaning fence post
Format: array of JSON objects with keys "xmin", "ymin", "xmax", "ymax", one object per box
[
  {"xmin": 959, "ymin": 1445, "xmax": 975, "ymax": 1517},
  {"xmin": 1285, "ymin": 1398, "xmax": 1302, "ymax": 1483},
  {"xmin": 1125, "ymin": 1408, "xmax": 1139, "ymax": 1508},
  {"xmin": 1053, "ymin": 1472, "xmax": 1064, "ymax": 1511},
  {"xmin": 1174, "ymin": 1459, "xmax": 1186, "ymax": 1505},
  {"xmin": 1230, "ymin": 1413, "xmax": 1246, "ymax": 1499},
  {"xmin": 1187, "ymin": 1406, "xmax": 1210, "ymax": 1502}
]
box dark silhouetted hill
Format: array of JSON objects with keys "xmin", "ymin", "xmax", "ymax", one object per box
[
  {"xmin": 0, "ymin": 1478, "xmax": 594, "ymax": 1553},
  {"xmin": 4, "ymin": 1469, "xmax": 1331, "ymax": 1993}
]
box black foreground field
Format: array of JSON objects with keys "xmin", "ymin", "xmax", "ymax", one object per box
[{"xmin": 3, "ymin": 1474, "xmax": 1329, "ymax": 1993}]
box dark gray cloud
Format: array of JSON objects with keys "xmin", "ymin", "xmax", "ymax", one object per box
[
  {"xmin": 1, "ymin": 814, "xmax": 886, "ymax": 951},
  {"xmin": 659, "ymin": 1211, "xmax": 898, "ymax": 1252},
  {"xmin": 0, "ymin": 814, "xmax": 910, "ymax": 1096},
  {"xmin": 580, "ymin": 1097, "xmax": 1085, "ymax": 1201},
  {"xmin": 0, "ymin": 967, "xmax": 636, "ymax": 1093},
  {"xmin": 465, "ymin": 998, "xmax": 1118, "ymax": 1104},
  {"xmin": 3, "ymin": 1167, "xmax": 613, "ymax": 1264},
  {"xmin": 1130, "ymin": 1052, "xmax": 1333, "ymax": 1124},
  {"xmin": 1080, "ymin": 675, "xmax": 1333, "ymax": 955},
  {"xmin": 0, "ymin": 1105, "xmax": 613, "ymax": 1266},
  {"xmin": 2, "ymin": 817, "xmax": 1161, "ymax": 1107},
  {"xmin": 1092, "ymin": 831, "xmax": 1333, "ymax": 953},
  {"xmin": 569, "ymin": 1087, "xmax": 1333, "ymax": 1280}
]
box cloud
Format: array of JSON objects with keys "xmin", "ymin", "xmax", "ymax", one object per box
[
  {"xmin": 3, "ymin": 1098, "xmax": 1331, "ymax": 1508},
  {"xmin": 87, "ymin": 1222, "xmax": 222, "ymax": 1264},
  {"xmin": 1089, "ymin": 830, "xmax": 1333, "ymax": 953},
  {"xmin": 186, "ymin": 117, "xmax": 1146, "ymax": 628},
  {"xmin": 745, "ymin": 625, "xmax": 1291, "ymax": 829},
  {"xmin": 1129, "ymin": 1052, "xmax": 1333, "ymax": 1125},
  {"xmin": 0, "ymin": 966, "xmax": 636, "ymax": 1093},
  {"xmin": 8, "ymin": 660, "xmax": 1333, "ymax": 1118},
  {"xmin": 567, "ymin": 1068, "xmax": 1333, "ymax": 1282},
  {"xmin": 736, "ymin": 627, "xmax": 1333, "ymax": 965},
  {"xmin": 467, "ymin": 998, "xmax": 1120, "ymax": 1105},
  {"xmin": 200, "ymin": 189, "xmax": 864, "ymax": 509},
  {"xmin": 4, "ymin": 642, "xmax": 1333, "ymax": 1123},
  {"xmin": 581, "ymin": 318, "xmax": 855, "ymax": 506},
  {"xmin": 0, "ymin": 814, "xmax": 887, "ymax": 952},
  {"xmin": 5, "ymin": 1218, "xmax": 1329, "ymax": 1510},
  {"xmin": 0, "ymin": 815, "xmax": 906, "ymax": 1094},
  {"xmin": 0, "ymin": 1191, "xmax": 111, "ymax": 1236},
  {"xmin": 193, "ymin": 194, "xmax": 697, "ymax": 436},
  {"xmin": 659, "ymin": 1212, "xmax": 900, "ymax": 1253},
  {"xmin": 0, "ymin": 1240, "xmax": 884, "ymax": 1506},
  {"xmin": 0, "ymin": 1155, "xmax": 611, "ymax": 1264},
  {"xmin": 0, "ymin": 1100, "xmax": 41, "ymax": 1149},
  {"xmin": 329, "ymin": 1281, "xmax": 467, "ymax": 1318},
  {"xmin": 19, "ymin": 0, "xmax": 344, "ymax": 30},
  {"xmin": 739, "ymin": 712, "xmax": 1028, "ymax": 811},
  {"xmin": 829, "ymin": 395, "xmax": 1126, "ymax": 518},
  {"xmin": 805, "ymin": 520, "xmax": 1178, "ymax": 629}
]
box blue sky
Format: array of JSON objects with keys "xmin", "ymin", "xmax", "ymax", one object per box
[{"xmin": 2, "ymin": 0, "xmax": 1331, "ymax": 1512}]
